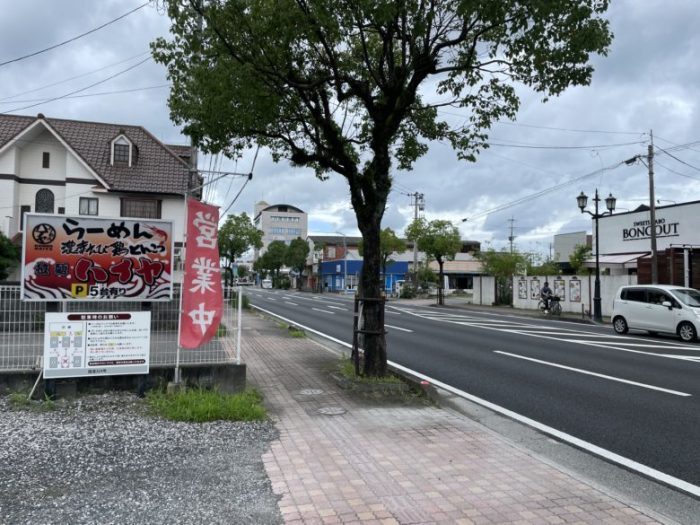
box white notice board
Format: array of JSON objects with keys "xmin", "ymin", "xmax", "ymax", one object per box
[{"xmin": 44, "ymin": 312, "xmax": 150, "ymax": 379}]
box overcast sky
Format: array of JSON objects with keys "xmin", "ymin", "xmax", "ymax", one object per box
[{"xmin": 1, "ymin": 1, "xmax": 698, "ymax": 259}]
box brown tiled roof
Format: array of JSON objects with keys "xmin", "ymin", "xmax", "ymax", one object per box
[{"xmin": 0, "ymin": 114, "xmax": 191, "ymax": 195}]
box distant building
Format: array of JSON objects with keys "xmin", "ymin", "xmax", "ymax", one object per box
[
  {"xmin": 253, "ymin": 201, "xmax": 308, "ymax": 259},
  {"xmin": 553, "ymin": 231, "xmax": 591, "ymax": 273}
]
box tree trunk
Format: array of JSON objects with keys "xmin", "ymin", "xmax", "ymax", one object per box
[{"xmin": 358, "ymin": 217, "xmax": 387, "ymax": 377}]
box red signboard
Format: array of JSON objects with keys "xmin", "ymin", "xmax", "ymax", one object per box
[
  {"xmin": 179, "ymin": 198, "xmax": 223, "ymax": 349},
  {"xmin": 21, "ymin": 213, "xmax": 173, "ymax": 301}
]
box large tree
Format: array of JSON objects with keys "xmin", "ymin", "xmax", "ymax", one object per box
[
  {"xmin": 358, "ymin": 227, "xmax": 407, "ymax": 281},
  {"xmin": 218, "ymin": 212, "xmax": 263, "ymax": 285},
  {"xmin": 405, "ymin": 218, "xmax": 461, "ymax": 305},
  {"xmin": 153, "ymin": 0, "xmax": 612, "ymax": 376}
]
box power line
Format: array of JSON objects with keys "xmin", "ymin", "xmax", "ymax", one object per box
[
  {"xmin": 0, "ymin": 84, "xmax": 168, "ymax": 104},
  {"xmin": 0, "ymin": 2, "xmax": 150, "ymax": 68},
  {"xmin": 436, "ymin": 109, "xmax": 643, "ymax": 136},
  {"xmin": 1, "ymin": 57, "xmax": 152, "ymax": 114},
  {"xmin": 462, "ymin": 161, "xmax": 625, "ymax": 222},
  {"xmin": 485, "ymin": 139, "xmax": 646, "ymax": 150},
  {"xmin": 655, "ymin": 146, "xmax": 700, "ymax": 172},
  {"xmin": 654, "ymin": 159, "xmax": 700, "ymax": 182},
  {"xmin": 0, "ymin": 51, "xmax": 152, "ymax": 102}
]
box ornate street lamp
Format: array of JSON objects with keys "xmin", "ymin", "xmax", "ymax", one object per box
[{"xmin": 577, "ymin": 189, "xmax": 616, "ymax": 322}]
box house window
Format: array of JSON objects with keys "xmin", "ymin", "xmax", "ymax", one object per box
[
  {"xmin": 35, "ymin": 189, "xmax": 54, "ymax": 213},
  {"xmin": 57, "ymin": 207, "xmax": 65, "ymax": 215},
  {"xmin": 327, "ymin": 246, "xmax": 336, "ymax": 259},
  {"xmin": 79, "ymin": 197, "xmax": 99, "ymax": 216},
  {"xmin": 20, "ymin": 205, "xmax": 30, "ymax": 230},
  {"xmin": 120, "ymin": 198, "xmax": 161, "ymax": 219},
  {"xmin": 113, "ymin": 143, "xmax": 130, "ymax": 164},
  {"xmin": 42, "ymin": 152, "xmax": 50, "ymax": 169}
]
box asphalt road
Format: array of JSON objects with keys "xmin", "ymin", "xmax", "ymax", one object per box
[{"xmin": 245, "ymin": 288, "xmax": 700, "ymax": 496}]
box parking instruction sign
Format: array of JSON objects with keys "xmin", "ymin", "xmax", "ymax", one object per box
[{"xmin": 43, "ymin": 312, "xmax": 150, "ymax": 379}]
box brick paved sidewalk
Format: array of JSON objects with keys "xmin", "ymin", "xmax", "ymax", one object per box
[{"xmin": 243, "ymin": 312, "xmax": 667, "ymax": 525}]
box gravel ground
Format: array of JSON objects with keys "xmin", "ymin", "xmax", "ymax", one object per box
[{"xmin": 0, "ymin": 392, "xmax": 282, "ymax": 525}]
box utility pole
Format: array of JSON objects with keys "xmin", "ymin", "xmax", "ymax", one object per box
[
  {"xmin": 508, "ymin": 217, "xmax": 516, "ymax": 253},
  {"xmin": 648, "ymin": 129, "xmax": 658, "ymax": 284},
  {"xmin": 409, "ymin": 192, "xmax": 424, "ymax": 285}
]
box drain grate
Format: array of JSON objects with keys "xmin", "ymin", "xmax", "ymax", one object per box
[
  {"xmin": 299, "ymin": 388, "xmax": 324, "ymax": 396},
  {"xmin": 318, "ymin": 406, "xmax": 346, "ymax": 416}
]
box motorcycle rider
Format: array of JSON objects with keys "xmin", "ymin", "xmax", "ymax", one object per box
[{"xmin": 541, "ymin": 281, "xmax": 553, "ymax": 312}]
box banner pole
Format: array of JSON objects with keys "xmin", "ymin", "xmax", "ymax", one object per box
[
  {"xmin": 236, "ymin": 284, "xmax": 242, "ymax": 364},
  {"xmin": 175, "ymin": 194, "xmax": 189, "ymax": 384}
]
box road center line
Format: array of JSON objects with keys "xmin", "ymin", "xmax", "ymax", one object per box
[
  {"xmin": 494, "ymin": 350, "xmax": 691, "ymax": 397},
  {"xmin": 385, "ymin": 324, "xmax": 413, "ymax": 333},
  {"xmin": 312, "ymin": 307, "xmax": 335, "ymax": 315},
  {"xmin": 284, "ymin": 301, "xmax": 298, "ymax": 306}
]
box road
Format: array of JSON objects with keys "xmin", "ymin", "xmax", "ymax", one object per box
[{"xmin": 245, "ymin": 288, "xmax": 700, "ymax": 495}]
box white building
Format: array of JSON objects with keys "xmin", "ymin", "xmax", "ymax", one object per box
[
  {"xmin": 253, "ymin": 201, "xmax": 308, "ymax": 258},
  {"xmin": 0, "ymin": 113, "xmax": 195, "ymax": 255}
]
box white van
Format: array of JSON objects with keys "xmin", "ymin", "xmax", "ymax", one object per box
[
  {"xmin": 611, "ymin": 284, "xmax": 700, "ymax": 342},
  {"xmin": 261, "ymin": 279, "xmax": 272, "ymax": 289}
]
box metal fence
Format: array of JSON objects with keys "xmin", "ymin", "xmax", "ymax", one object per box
[{"xmin": 0, "ymin": 284, "xmax": 242, "ymax": 372}]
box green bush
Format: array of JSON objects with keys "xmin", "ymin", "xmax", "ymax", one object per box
[
  {"xmin": 229, "ymin": 292, "xmax": 250, "ymax": 309},
  {"xmin": 400, "ymin": 285, "xmax": 417, "ymax": 299},
  {"xmin": 145, "ymin": 388, "xmax": 267, "ymax": 422},
  {"xmin": 274, "ymin": 276, "xmax": 291, "ymax": 289}
]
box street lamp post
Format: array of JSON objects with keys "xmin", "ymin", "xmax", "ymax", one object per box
[{"xmin": 577, "ymin": 189, "xmax": 616, "ymax": 323}]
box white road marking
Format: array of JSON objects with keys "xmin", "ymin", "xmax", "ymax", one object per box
[
  {"xmin": 327, "ymin": 305, "xmax": 347, "ymax": 311},
  {"xmin": 385, "ymin": 324, "xmax": 413, "ymax": 333},
  {"xmin": 312, "ymin": 307, "xmax": 335, "ymax": 315},
  {"xmin": 251, "ymin": 304, "xmax": 700, "ymax": 498},
  {"xmin": 494, "ymin": 351, "xmax": 691, "ymax": 397},
  {"xmin": 284, "ymin": 301, "xmax": 298, "ymax": 306}
]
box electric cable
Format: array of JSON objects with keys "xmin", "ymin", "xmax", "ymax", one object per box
[
  {"xmin": 1, "ymin": 56, "xmax": 152, "ymax": 114},
  {"xmin": 0, "ymin": 2, "xmax": 150, "ymax": 68}
]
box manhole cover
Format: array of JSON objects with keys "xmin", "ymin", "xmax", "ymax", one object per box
[
  {"xmin": 299, "ymin": 389, "xmax": 324, "ymax": 396},
  {"xmin": 318, "ymin": 406, "xmax": 346, "ymax": 416}
]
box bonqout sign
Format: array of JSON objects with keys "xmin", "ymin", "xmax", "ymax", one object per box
[{"xmin": 21, "ymin": 213, "xmax": 173, "ymax": 301}]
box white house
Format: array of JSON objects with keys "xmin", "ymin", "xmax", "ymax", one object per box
[{"xmin": 0, "ymin": 113, "xmax": 196, "ymax": 266}]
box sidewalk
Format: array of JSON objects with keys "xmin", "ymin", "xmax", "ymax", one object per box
[{"xmin": 243, "ymin": 312, "xmax": 668, "ymax": 524}]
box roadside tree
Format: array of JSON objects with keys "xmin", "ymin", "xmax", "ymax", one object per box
[
  {"xmin": 153, "ymin": 1, "xmax": 612, "ymax": 376},
  {"xmin": 0, "ymin": 232, "xmax": 19, "ymax": 281},
  {"xmin": 569, "ymin": 244, "xmax": 592, "ymax": 274},
  {"xmin": 405, "ymin": 219, "xmax": 461, "ymax": 305},
  {"xmin": 475, "ymin": 248, "xmax": 528, "ymax": 305},
  {"xmin": 218, "ymin": 213, "xmax": 263, "ymax": 286},
  {"xmin": 285, "ymin": 238, "xmax": 310, "ymax": 289},
  {"xmin": 358, "ymin": 228, "xmax": 407, "ymax": 286}
]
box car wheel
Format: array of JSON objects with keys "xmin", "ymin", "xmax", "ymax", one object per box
[
  {"xmin": 678, "ymin": 322, "xmax": 697, "ymax": 342},
  {"xmin": 613, "ymin": 316, "xmax": 628, "ymax": 334}
]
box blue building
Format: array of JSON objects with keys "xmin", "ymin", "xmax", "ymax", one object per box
[{"xmin": 318, "ymin": 258, "xmax": 409, "ymax": 293}]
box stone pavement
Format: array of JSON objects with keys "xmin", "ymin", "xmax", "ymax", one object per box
[{"xmin": 242, "ymin": 311, "xmax": 672, "ymax": 525}]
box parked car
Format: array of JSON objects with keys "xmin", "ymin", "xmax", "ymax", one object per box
[
  {"xmin": 261, "ymin": 278, "xmax": 273, "ymax": 289},
  {"xmin": 611, "ymin": 284, "xmax": 700, "ymax": 342}
]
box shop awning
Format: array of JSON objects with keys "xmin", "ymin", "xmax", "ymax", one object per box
[{"xmin": 583, "ymin": 252, "xmax": 649, "ymax": 269}]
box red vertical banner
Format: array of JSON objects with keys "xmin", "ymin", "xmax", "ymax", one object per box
[{"xmin": 179, "ymin": 198, "xmax": 223, "ymax": 349}]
